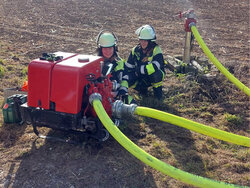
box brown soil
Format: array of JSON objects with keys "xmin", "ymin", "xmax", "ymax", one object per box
[{"xmin": 0, "ymin": 0, "xmax": 249, "ymax": 187}]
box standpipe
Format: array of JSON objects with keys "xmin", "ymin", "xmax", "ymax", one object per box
[
  {"xmin": 182, "ymin": 9, "xmax": 197, "ymax": 63},
  {"xmin": 91, "ymin": 98, "xmax": 244, "ymax": 188},
  {"xmin": 189, "ymin": 23, "xmax": 250, "ymax": 96}
]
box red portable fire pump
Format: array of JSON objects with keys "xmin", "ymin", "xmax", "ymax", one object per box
[{"xmin": 17, "ymin": 52, "xmax": 119, "ymax": 142}]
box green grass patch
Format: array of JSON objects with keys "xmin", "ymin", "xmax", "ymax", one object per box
[
  {"xmin": 21, "ymin": 66, "xmax": 28, "ymax": 76},
  {"xmin": 0, "ymin": 59, "xmax": 5, "ymax": 65},
  {"xmin": 200, "ymin": 112, "xmax": 213, "ymax": 120},
  {"xmin": 0, "ymin": 65, "xmax": 5, "ymax": 78},
  {"xmin": 165, "ymin": 92, "xmax": 185, "ymax": 104},
  {"xmin": 223, "ymin": 113, "xmax": 243, "ymax": 128},
  {"xmin": 235, "ymin": 149, "xmax": 250, "ymax": 162}
]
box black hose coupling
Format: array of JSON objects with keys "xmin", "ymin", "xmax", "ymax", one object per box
[
  {"xmin": 89, "ymin": 93, "xmax": 102, "ymax": 105},
  {"xmin": 112, "ymin": 100, "xmax": 137, "ymax": 119}
]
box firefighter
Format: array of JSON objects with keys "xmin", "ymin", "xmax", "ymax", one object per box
[
  {"xmin": 96, "ymin": 30, "xmax": 135, "ymax": 104},
  {"xmin": 124, "ymin": 25, "xmax": 165, "ymax": 100}
]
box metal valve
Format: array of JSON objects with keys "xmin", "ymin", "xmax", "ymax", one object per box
[
  {"xmin": 183, "ymin": 9, "xmax": 197, "ymax": 32},
  {"xmin": 112, "ymin": 100, "xmax": 137, "ymax": 119}
]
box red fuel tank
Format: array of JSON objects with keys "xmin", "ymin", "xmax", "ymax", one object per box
[
  {"xmin": 27, "ymin": 52, "xmax": 76, "ymax": 109},
  {"xmin": 50, "ymin": 55, "xmax": 104, "ymax": 114}
]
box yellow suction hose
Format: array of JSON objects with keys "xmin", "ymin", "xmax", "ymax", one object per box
[
  {"xmin": 92, "ymin": 99, "xmax": 244, "ymax": 188},
  {"xmin": 190, "ymin": 25, "xmax": 250, "ymax": 96},
  {"xmin": 134, "ymin": 106, "xmax": 250, "ymax": 147}
]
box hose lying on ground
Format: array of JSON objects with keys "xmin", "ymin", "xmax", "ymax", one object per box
[
  {"xmin": 134, "ymin": 106, "xmax": 250, "ymax": 147},
  {"xmin": 93, "ymin": 99, "xmax": 244, "ymax": 188},
  {"xmin": 190, "ymin": 25, "xmax": 250, "ymax": 96}
]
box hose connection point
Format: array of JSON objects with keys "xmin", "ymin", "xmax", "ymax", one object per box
[
  {"xmin": 189, "ymin": 22, "xmax": 196, "ymax": 29},
  {"xmin": 89, "ymin": 93, "xmax": 102, "ymax": 105},
  {"xmin": 112, "ymin": 100, "xmax": 137, "ymax": 119}
]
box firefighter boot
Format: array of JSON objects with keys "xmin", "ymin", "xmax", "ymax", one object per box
[
  {"xmin": 139, "ymin": 87, "xmax": 148, "ymax": 98},
  {"xmin": 135, "ymin": 84, "xmax": 148, "ymax": 97},
  {"xmin": 153, "ymin": 86, "xmax": 163, "ymax": 100}
]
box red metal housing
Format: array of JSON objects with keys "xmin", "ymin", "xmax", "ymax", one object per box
[
  {"xmin": 28, "ymin": 52, "xmax": 76, "ymax": 109},
  {"xmin": 184, "ymin": 18, "xmax": 196, "ymax": 32},
  {"xmin": 50, "ymin": 55, "xmax": 103, "ymax": 114},
  {"xmin": 27, "ymin": 52, "xmax": 112, "ymax": 115}
]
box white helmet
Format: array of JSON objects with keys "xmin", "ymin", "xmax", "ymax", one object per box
[
  {"xmin": 135, "ymin": 25, "xmax": 156, "ymax": 41},
  {"xmin": 96, "ymin": 31, "xmax": 117, "ymax": 47}
]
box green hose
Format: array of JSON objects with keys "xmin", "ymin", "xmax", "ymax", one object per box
[
  {"xmin": 93, "ymin": 99, "xmax": 244, "ymax": 188},
  {"xmin": 134, "ymin": 106, "xmax": 250, "ymax": 147},
  {"xmin": 191, "ymin": 25, "xmax": 250, "ymax": 96}
]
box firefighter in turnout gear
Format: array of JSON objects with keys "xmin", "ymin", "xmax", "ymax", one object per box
[
  {"xmin": 96, "ymin": 30, "xmax": 135, "ymax": 104},
  {"xmin": 124, "ymin": 25, "xmax": 165, "ymax": 100}
]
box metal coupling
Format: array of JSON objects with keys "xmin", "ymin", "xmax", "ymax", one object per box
[
  {"xmin": 89, "ymin": 93, "xmax": 102, "ymax": 105},
  {"xmin": 112, "ymin": 100, "xmax": 137, "ymax": 119},
  {"xmin": 189, "ymin": 22, "xmax": 196, "ymax": 28}
]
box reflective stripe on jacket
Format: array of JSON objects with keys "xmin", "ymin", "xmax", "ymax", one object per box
[{"xmin": 126, "ymin": 44, "xmax": 165, "ymax": 76}]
